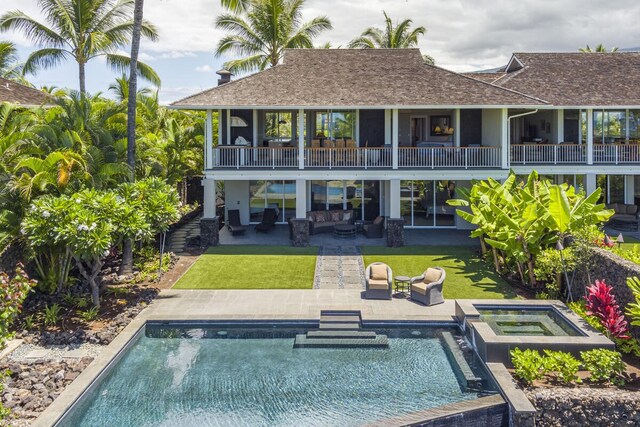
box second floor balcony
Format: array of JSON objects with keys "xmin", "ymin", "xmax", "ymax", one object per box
[
  {"xmin": 510, "ymin": 143, "xmax": 640, "ymax": 165},
  {"xmin": 211, "ymin": 146, "xmax": 502, "ymax": 170}
]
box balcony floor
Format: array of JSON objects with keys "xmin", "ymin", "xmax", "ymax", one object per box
[{"xmin": 218, "ymin": 224, "xmax": 477, "ymax": 246}]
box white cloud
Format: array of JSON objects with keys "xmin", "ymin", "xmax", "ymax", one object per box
[
  {"xmin": 139, "ymin": 52, "xmax": 156, "ymax": 62},
  {"xmin": 159, "ymin": 51, "xmax": 198, "ymax": 60},
  {"xmin": 195, "ymin": 64, "xmax": 214, "ymax": 73}
]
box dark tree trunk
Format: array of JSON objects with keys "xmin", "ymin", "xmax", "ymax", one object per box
[
  {"xmin": 120, "ymin": 0, "xmax": 145, "ymax": 276},
  {"xmin": 76, "ymin": 258, "xmax": 104, "ymax": 308}
]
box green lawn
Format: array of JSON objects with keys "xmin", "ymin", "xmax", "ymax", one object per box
[
  {"xmin": 361, "ymin": 246, "xmax": 517, "ymax": 299},
  {"xmin": 173, "ymin": 246, "xmax": 318, "ymax": 289}
]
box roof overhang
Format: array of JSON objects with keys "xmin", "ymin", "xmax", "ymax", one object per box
[{"xmin": 170, "ymin": 104, "xmax": 548, "ymax": 111}]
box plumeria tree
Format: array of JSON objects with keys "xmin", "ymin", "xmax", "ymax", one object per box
[{"xmin": 22, "ymin": 178, "xmax": 180, "ymax": 307}]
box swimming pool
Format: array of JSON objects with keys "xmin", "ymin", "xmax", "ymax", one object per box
[{"xmin": 57, "ymin": 323, "xmax": 496, "ymax": 427}]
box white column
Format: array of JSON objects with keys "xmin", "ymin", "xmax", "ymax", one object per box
[
  {"xmin": 295, "ymin": 179, "xmax": 306, "ymax": 218},
  {"xmin": 392, "ymin": 108, "xmax": 399, "ymax": 169},
  {"xmin": 355, "ymin": 109, "xmax": 360, "ymax": 145},
  {"xmin": 252, "ymin": 109, "xmax": 258, "ymax": 147},
  {"xmin": 625, "ymin": 175, "xmax": 635, "ymax": 204},
  {"xmin": 585, "ymin": 174, "xmax": 597, "ymax": 195},
  {"xmin": 587, "ymin": 109, "xmax": 594, "ymax": 165},
  {"xmin": 202, "ymin": 177, "xmax": 217, "ymax": 218},
  {"xmin": 217, "ymin": 109, "xmax": 223, "ymax": 146},
  {"xmin": 556, "ymin": 109, "xmax": 564, "ymax": 144},
  {"xmin": 205, "ymin": 110, "xmax": 213, "ymax": 169},
  {"xmin": 384, "ymin": 109, "xmax": 391, "ymax": 145},
  {"xmin": 226, "ymin": 109, "xmax": 231, "ymax": 145},
  {"xmin": 298, "ymin": 108, "xmax": 304, "ymax": 169},
  {"xmin": 626, "ymin": 109, "xmax": 630, "ymax": 142},
  {"xmin": 454, "ymin": 108, "xmax": 461, "ymax": 147},
  {"xmin": 389, "ymin": 179, "xmax": 401, "ymax": 218},
  {"xmin": 500, "ymin": 108, "xmax": 509, "ymax": 169}
]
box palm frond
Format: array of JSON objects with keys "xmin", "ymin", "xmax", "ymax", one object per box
[{"xmin": 105, "ymin": 54, "xmax": 161, "ymax": 87}]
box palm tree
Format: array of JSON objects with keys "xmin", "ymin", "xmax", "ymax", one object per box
[
  {"xmin": 0, "ymin": 0, "xmax": 161, "ymax": 95},
  {"xmin": 0, "ymin": 40, "xmax": 31, "ymax": 84},
  {"xmin": 579, "ymin": 44, "xmax": 619, "ymax": 53},
  {"xmin": 215, "ymin": 0, "xmax": 332, "ymax": 73},
  {"xmin": 348, "ymin": 11, "xmax": 426, "ymax": 49},
  {"xmin": 221, "ymin": 0, "xmax": 253, "ymax": 13},
  {"xmin": 108, "ymin": 75, "xmax": 152, "ymax": 103}
]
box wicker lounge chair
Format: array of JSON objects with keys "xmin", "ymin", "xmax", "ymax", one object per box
[
  {"xmin": 364, "ymin": 262, "xmax": 392, "ymax": 300},
  {"xmin": 226, "ymin": 209, "xmax": 246, "ymax": 235},
  {"xmin": 256, "ymin": 208, "xmax": 278, "ymax": 233},
  {"xmin": 410, "ymin": 267, "xmax": 446, "ymax": 306}
]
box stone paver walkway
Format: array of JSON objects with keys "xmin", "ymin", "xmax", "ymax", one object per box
[
  {"xmin": 169, "ymin": 217, "xmax": 200, "ymax": 255},
  {"xmin": 314, "ymin": 246, "xmax": 365, "ymax": 290}
]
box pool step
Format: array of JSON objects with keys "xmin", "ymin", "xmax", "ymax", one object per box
[
  {"xmin": 294, "ymin": 310, "xmax": 389, "ymax": 349},
  {"xmin": 439, "ymin": 331, "xmax": 484, "ymax": 391},
  {"xmin": 293, "ymin": 334, "xmax": 389, "ymax": 349},
  {"xmin": 307, "ymin": 330, "xmax": 377, "ymax": 339}
]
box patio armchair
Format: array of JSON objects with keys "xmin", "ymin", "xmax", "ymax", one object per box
[
  {"xmin": 410, "ymin": 267, "xmax": 446, "ymax": 306},
  {"xmin": 363, "ymin": 216, "xmax": 384, "ymax": 238},
  {"xmin": 226, "ymin": 209, "xmax": 247, "ymax": 235},
  {"xmin": 255, "ymin": 208, "xmax": 278, "ymax": 233},
  {"xmin": 364, "ymin": 262, "xmax": 392, "ymax": 300}
]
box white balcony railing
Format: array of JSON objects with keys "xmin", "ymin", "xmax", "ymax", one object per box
[
  {"xmin": 213, "ymin": 146, "xmax": 299, "ymax": 169},
  {"xmin": 593, "ymin": 144, "xmax": 640, "ymax": 164},
  {"xmin": 510, "ymin": 144, "xmax": 587, "ymax": 165},
  {"xmin": 398, "ymin": 147, "xmax": 501, "ymax": 169},
  {"xmin": 211, "ymin": 146, "xmax": 505, "ymax": 169},
  {"xmin": 304, "ymin": 147, "xmax": 392, "ymax": 168}
]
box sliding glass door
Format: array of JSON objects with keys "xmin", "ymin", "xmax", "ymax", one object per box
[
  {"xmin": 249, "ymin": 180, "xmax": 296, "ymax": 223},
  {"xmin": 400, "ymin": 180, "xmax": 457, "ymax": 228}
]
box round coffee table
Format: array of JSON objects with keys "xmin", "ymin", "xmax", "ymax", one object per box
[
  {"xmin": 394, "ymin": 275, "xmax": 411, "ymax": 297},
  {"xmin": 333, "ymin": 224, "xmax": 357, "ymax": 239}
]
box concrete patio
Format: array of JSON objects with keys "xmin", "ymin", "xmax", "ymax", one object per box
[
  {"xmin": 218, "ymin": 224, "xmax": 477, "ymax": 246},
  {"xmin": 145, "ymin": 289, "xmax": 457, "ymax": 322}
]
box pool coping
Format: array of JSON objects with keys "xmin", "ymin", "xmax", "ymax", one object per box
[{"xmin": 33, "ymin": 310, "xmax": 460, "ymax": 426}]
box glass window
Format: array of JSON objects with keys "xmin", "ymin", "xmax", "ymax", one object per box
[
  {"xmin": 283, "ymin": 181, "xmax": 295, "ymax": 222},
  {"xmin": 315, "ymin": 112, "xmax": 329, "ymax": 138},
  {"xmin": 593, "ymin": 110, "xmax": 626, "ymax": 143},
  {"xmin": 598, "ymin": 175, "xmax": 625, "ymax": 204},
  {"xmin": 265, "ymin": 111, "xmax": 292, "ymax": 139},
  {"xmin": 314, "ymin": 111, "xmax": 356, "ymax": 140},
  {"xmin": 401, "ymin": 180, "xmax": 413, "ymax": 226},
  {"xmin": 327, "ymin": 180, "xmax": 344, "ymax": 210},
  {"xmin": 250, "ymin": 180, "xmax": 294, "ymax": 223},
  {"xmin": 629, "ymin": 110, "xmax": 640, "ymax": 141},
  {"xmin": 249, "ymin": 180, "xmax": 267, "ymax": 222},
  {"xmin": 435, "ymin": 181, "xmax": 456, "ymax": 227},
  {"xmin": 635, "ymin": 176, "xmax": 640, "ymax": 205}
]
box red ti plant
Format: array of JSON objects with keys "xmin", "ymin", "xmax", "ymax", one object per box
[{"xmin": 585, "ymin": 279, "xmax": 630, "ymax": 339}]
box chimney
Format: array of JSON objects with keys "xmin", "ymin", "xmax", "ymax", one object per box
[{"xmin": 216, "ymin": 69, "xmax": 233, "ymax": 86}]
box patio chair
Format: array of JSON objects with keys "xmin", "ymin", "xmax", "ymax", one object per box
[
  {"xmin": 363, "ymin": 216, "xmax": 384, "ymax": 238},
  {"xmin": 364, "ymin": 262, "xmax": 392, "ymax": 300},
  {"xmin": 410, "ymin": 267, "xmax": 446, "ymax": 306},
  {"xmin": 256, "ymin": 208, "xmax": 278, "ymax": 233},
  {"xmin": 226, "ymin": 209, "xmax": 247, "ymax": 235}
]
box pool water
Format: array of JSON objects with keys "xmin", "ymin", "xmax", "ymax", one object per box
[
  {"xmin": 59, "ymin": 325, "xmax": 494, "ymax": 427},
  {"xmin": 477, "ymin": 307, "xmax": 582, "ymax": 337}
]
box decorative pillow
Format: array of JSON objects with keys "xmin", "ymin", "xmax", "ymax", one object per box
[
  {"xmin": 609, "ymin": 203, "xmax": 619, "ymax": 213},
  {"xmin": 343, "ymin": 212, "xmax": 352, "ymax": 221},
  {"xmin": 314, "ymin": 212, "xmax": 325, "ymax": 223},
  {"xmin": 423, "ymin": 268, "xmax": 442, "ymax": 284},
  {"xmin": 330, "ymin": 211, "xmax": 342, "ymax": 222},
  {"xmin": 307, "ymin": 213, "xmax": 314, "ymax": 222},
  {"xmin": 371, "ymin": 264, "xmax": 387, "ymax": 280}
]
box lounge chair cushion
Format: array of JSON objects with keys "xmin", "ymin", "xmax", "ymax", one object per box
[
  {"xmin": 368, "ymin": 279, "xmax": 389, "ymax": 290},
  {"xmin": 627, "ymin": 205, "xmax": 638, "ymax": 215},
  {"xmin": 423, "ymin": 268, "xmax": 442, "ymax": 284},
  {"xmin": 343, "ymin": 212, "xmax": 352, "ymax": 221},
  {"xmin": 373, "ymin": 216, "xmax": 384, "ymax": 225},
  {"xmin": 314, "ymin": 212, "xmax": 326, "ymax": 222},
  {"xmin": 371, "ymin": 264, "xmax": 388, "ymax": 280},
  {"xmin": 411, "ymin": 282, "xmax": 429, "ymax": 295}
]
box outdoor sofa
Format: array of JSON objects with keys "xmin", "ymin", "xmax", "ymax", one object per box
[
  {"xmin": 364, "ymin": 262, "xmax": 392, "ymax": 300},
  {"xmin": 306, "ymin": 209, "xmax": 354, "ymax": 234},
  {"xmin": 410, "ymin": 267, "xmax": 446, "ymax": 306}
]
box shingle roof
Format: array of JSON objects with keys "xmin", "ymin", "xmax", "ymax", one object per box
[
  {"xmin": 462, "ymin": 72, "xmax": 506, "ymax": 84},
  {"xmin": 171, "ymin": 49, "xmax": 545, "ymax": 108},
  {"xmin": 494, "ymin": 52, "xmax": 640, "ymax": 107},
  {"xmin": 0, "ymin": 78, "xmax": 51, "ymax": 107}
]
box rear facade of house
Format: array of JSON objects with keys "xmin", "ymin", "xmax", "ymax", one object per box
[{"xmin": 170, "ymin": 49, "xmax": 640, "ymax": 244}]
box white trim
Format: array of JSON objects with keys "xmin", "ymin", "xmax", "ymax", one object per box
[
  {"xmin": 505, "ymin": 54, "xmax": 524, "ymax": 73},
  {"xmin": 252, "ymin": 109, "xmax": 258, "ymax": 147},
  {"xmin": 556, "ymin": 109, "xmax": 564, "ymax": 143},
  {"xmin": 384, "ymin": 109, "xmax": 391, "ymax": 145},
  {"xmin": 217, "ymin": 109, "xmax": 223, "ymax": 147},
  {"xmin": 392, "ymin": 109, "xmax": 399, "ymax": 169},
  {"xmin": 205, "ymin": 110, "xmax": 213, "ymax": 169},
  {"xmin": 226, "ymin": 109, "xmax": 231, "ymax": 145},
  {"xmin": 204, "ymin": 169, "xmax": 511, "ymax": 181},
  {"xmin": 171, "ymin": 104, "xmax": 640, "ymax": 111},
  {"xmin": 454, "ymin": 109, "xmax": 461, "ymax": 147},
  {"xmin": 298, "ymin": 108, "xmax": 304, "ymax": 170}
]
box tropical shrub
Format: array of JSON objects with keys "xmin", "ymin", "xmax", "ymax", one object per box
[
  {"xmin": 580, "ymin": 349, "xmax": 626, "ymax": 386},
  {"xmin": 510, "ymin": 348, "xmax": 545, "ymax": 384},
  {"xmin": 542, "ymin": 350, "xmax": 581, "ymax": 384},
  {"xmin": 449, "ymin": 171, "xmax": 612, "ymax": 288},
  {"xmin": 613, "ymin": 246, "xmax": 640, "ymax": 265},
  {"xmin": 534, "ymin": 247, "xmax": 577, "ymax": 298},
  {"xmin": 43, "ymin": 303, "xmax": 61, "ymax": 326},
  {"xmin": 585, "ymin": 280, "xmax": 629, "ymax": 339},
  {"xmin": 0, "ymin": 265, "xmax": 35, "ymax": 348}
]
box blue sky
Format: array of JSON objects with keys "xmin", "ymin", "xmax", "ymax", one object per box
[{"xmin": 3, "ymin": 0, "xmax": 640, "ymax": 104}]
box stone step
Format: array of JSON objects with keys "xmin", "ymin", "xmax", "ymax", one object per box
[
  {"xmin": 307, "ymin": 330, "xmax": 377, "ymax": 339},
  {"xmin": 319, "ymin": 315, "xmax": 361, "ymax": 324},
  {"xmin": 318, "ymin": 323, "xmax": 361, "ymax": 330},
  {"xmin": 293, "ymin": 334, "xmax": 389, "ymax": 348}
]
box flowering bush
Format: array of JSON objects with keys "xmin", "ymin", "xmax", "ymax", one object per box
[
  {"xmin": 594, "ymin": 234, "xmax": 615, "ymax": 248},
  {"xmin": 0, "ymin": 264, "xmax": 36, "ymax": 348},
  {"xmin": 585, "ymin": 279, "xmax": 629, "ymax": 339}
]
